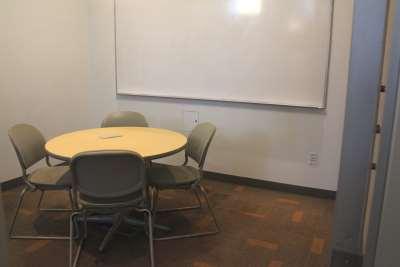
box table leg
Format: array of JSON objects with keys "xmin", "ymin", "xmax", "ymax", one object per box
[
  {"xmin": 76, "ymin": 214, "xmax": 171, "ymax": 232},
  {"xmin": 123, "ymin": 217, "xmax": 171, "ymax": 232}
]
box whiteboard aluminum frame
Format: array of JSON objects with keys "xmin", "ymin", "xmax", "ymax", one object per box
[{"xmin": 113, "ymin": 0, "xmax": 334, "ymax": 109}]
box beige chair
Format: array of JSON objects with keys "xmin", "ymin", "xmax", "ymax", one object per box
[
  {"xmin": 148, "ymin": 122, "xmax": 219, "ymax": 240},
  {"xmin": 69, "ymin": 151, "xmax": 154, "ymax": 267},
  {"xmin": 101, "ymin": 111, "xmax": 148, "ymax": 128},
  {"xmin": 8, "ymin": 124, "xmax": 73, "ymax": 240}
]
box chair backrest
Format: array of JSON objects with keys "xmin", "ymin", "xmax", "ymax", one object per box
[
  {"xmin": 186, "ymin": 122, "xmax": 216, "ymax": 169},
  {"xmin": 101, "ymin": 111, "xmax": 148, "ymax": 128},
  {"xmin": 8, "ymin": 124, "xmax": 47, "ymax": 171},
  {"xmin": 71, "ymin": 150, "xmax": 146, "ymax": 201}
]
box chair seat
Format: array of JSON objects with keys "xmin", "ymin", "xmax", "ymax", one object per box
[
  {"xmin": 148, "ymin": 163, "xmax": 201, "ymax": 189},
  {"xmin": 29, "ymin": 165, "xmax": 72, "ymax": 190}
]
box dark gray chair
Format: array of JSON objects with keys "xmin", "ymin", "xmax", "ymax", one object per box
[
  {"xmin": 8, "ymin": 124, "xmax": 74, "ymax": 240},
  {"xmin": 69, "ymin": 151, "xmax": 154, "ymax": 267},
  {"xmin": 148, "ymin": 122, "xmax": 219, "ymax": 240},
  {"xmin": 101, "ymin": 111, "xmax": 148, "ymax": 128}
]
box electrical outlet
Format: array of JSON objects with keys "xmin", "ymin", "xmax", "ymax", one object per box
[
  {"xmin": 183, "ymin": 111, "xmax": 199, "ymax": 132},
  {"xmin": 308, "ymin": 152, "xmax": 318, "ymax": 166}
]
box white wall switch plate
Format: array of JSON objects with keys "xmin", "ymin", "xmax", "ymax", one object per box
[{"xmin": 183, "ymin": 111, "xmax": 199, "ymax": 132}]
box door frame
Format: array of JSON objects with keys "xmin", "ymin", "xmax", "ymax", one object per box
[{"xmin": 330, "ymin": 0, "xmax": 390, "ymax": 266}]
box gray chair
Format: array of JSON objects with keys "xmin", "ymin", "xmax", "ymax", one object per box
[
  {"xmin": 148, "ymin": 122, "xmax": 219, "ymax": 240},
  {"xmin": 8, "ymin": 124, "xmax": 74, "ymax": 240},
  {"xmin": 101, "ymin": 111, "xmax": 148, "ymax": 128},
  {"xmin": 69, "ymin": 151, "xmax": 154, "ymax": 267}
]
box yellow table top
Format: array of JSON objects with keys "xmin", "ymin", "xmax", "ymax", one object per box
[{"xmin": 45, "ymin": 127, "xmax": 187, "ymax": 161}]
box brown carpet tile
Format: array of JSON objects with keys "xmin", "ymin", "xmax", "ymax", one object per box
[{"xmin": 1, "ymin": 178, "xmax": 334, "ymax": 267}]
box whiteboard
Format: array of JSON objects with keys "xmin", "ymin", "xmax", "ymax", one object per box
[{"xmin": 115, "ymin": 0, "xmax": 333, "ymax": 108}]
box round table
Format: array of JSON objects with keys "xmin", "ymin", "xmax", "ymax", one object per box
[
  {"xmin": 45, "ymin": 127, "xmax": 187, "ymax": 161},
  {"xmin": 45, "ymin": 127, "xmax": 186, "ymax": 232}
]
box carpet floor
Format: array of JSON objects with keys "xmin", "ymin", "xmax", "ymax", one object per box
[{"xmin": 1, "ymin": 178, "xmax": 334, "ymax": 267}]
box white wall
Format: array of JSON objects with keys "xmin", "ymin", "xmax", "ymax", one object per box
[
  {"xmin": 0, "ymin": 0, "xmax": 89, "ymax": 181},
  {"xmin": 0, "ymin": 0, "xmax": 353, "ymax": 190},
  {"xmin": 88, "ymin": 0, "xmax": 354, "ymax": 191}
]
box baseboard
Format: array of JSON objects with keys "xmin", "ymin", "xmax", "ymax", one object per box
[
  {"xmin": 1, "ymin": 171, "xmax": 336, "ymax": 199},
  {"xmin": 330, "ymin": 249, "xmax": 363, "ymax": 267},
  {"xmin": 204, "ymin": 171, "xmax": 336, "ymax": 199},
  {"xmin": 0, "ymin": 177, "xmax": 23, "ymax": 191}
]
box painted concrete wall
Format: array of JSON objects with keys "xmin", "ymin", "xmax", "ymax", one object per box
[
  {"xmin": 0, "ymin": 0, "xmax": 89, "ymax": 181},
  {"xmin": 0, "ymin": 0, "xmax": 354, "ymax": 191},
  {"xmin": 87, "ymin": 0, "xmax": 354, "ymax": 190}
]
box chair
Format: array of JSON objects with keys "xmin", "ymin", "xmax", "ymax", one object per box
[
  {"xmin": 69, "ymin": 151, "xmax": 154, "ymax": 267},
  {"xmin": 8, "ymin": 124, "xmax": 74, "ymax": 240},
  {"xmin": 101, "ymin": 111, "xmax": 149, "ymax": 128},
  {"xmin": 148, "ymin": 122, "xmax": 219, "ymax": 240}
]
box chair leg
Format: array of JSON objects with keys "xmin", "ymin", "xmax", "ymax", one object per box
[
  {"xmin": 69, "ymin": 189, "xmax": 75, "ymax": 211},
  {"xmin": 152, "ymin": 188, "xmax": 159, "ymax": 223},
  {"xmin": 9, "ymin": 186, "xmax": 71, "ymax": 240},
  {"xmin": 194, "ymin": 188, "xmax": 203, "ymax": 209},
  {"xmin": 199, "ymin": 185, "xmax": 220, "ymax": 233},
  {"xmin": 156, "ymin": 188, "xmax": 202, "ymax": 213},
  {"xmin": 37, "ymin": 190, "xmax": 45, "ymax": 210},
  {"xmin": 129, "ymin": 207, "xmax": 155, "ymax": 267},
  {"xmin": 39, "ymin": 189, "xmax": 73, "ymax": 212},
  {"xmin": 83, "ymin": 211, "xmax": 88, "ymax": 239},
  {"xmin": 70, "ymin": 212, "xmax": 84, "ymax": 267},
  {"xmin": 9, "ymin": 187, "xmax": 27, "ymax": 238},
  {"xmin": 150, "ymin": 187, "xmax": 156, "ymax": 211},
  {"xmin": 154, "ymin": 185, "xmax": 220, "ymax": 241},
  {"xmin": 144, "ymin": 209, "xmax": 155, "ymax": 267},
  {"xmin": 98, "ymin": 213, "xmax": 123, "ymax": 252}
]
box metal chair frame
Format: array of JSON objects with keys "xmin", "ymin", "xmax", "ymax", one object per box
[
  {"xmin": 151, "ymin": 183, "xmax": 219, "ymax": 241},
  {"xmin": 68, "ymin": 151, "xmax": 155, "ymax": 267},
  {"xmin": 8, "ymin": 157, "xmax": 74, "ymax": 240},
  {"xmin": 150, "ymin": 123, "xmax": 220, "ymax": 240},
  {"xmin": 152, "ymin": 187, "xmax": 202, "ymax": 213},
  {"xmin": 69, "ymin": 206, "xmax": 154, "ymax": 267}
]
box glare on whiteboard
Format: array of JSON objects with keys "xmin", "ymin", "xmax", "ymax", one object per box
[{"xmin": 232, "ymin": 0, "xmax": 262, "ymax": 15}]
